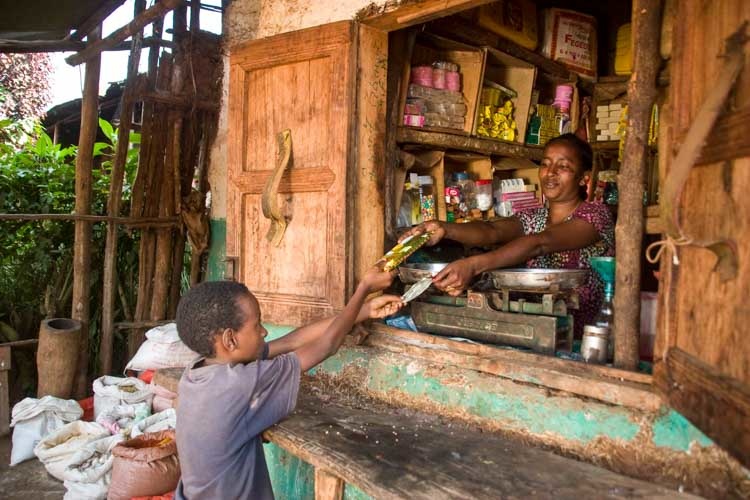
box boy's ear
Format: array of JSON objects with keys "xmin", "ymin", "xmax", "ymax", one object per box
[{"xmin": 221, "ymin": 328, "xmax": 237, "ymax": 351}]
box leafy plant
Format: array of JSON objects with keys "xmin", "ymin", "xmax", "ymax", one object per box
[{"xmin": 0, "ymin": 117, "xmax": 142, "ymax": 395}]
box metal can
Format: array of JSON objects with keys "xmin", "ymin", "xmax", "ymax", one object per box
[{"xmin": 581, "ymin": 325, "xmax": 609, "ymax": 364}]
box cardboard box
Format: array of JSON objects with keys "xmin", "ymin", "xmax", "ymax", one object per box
[
  {"xmin": 403, "ymin": 34, "xmax": 485, "ymax": 135},
  {"xmin": 474, "ymin": 46, "xmax": 537, "ymax": 143},
  {"xmin": 474, "ymin": 0, "xmax": 539, "ymax": 50}
]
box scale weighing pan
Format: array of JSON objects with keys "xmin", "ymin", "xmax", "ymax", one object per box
[
  {"xmin": 487, "ymin": 268, "xmax": 587, "ymax": 290},
  {"xmin": 398, "ymin": 263, "xmax": 449, "ymax": 284}
]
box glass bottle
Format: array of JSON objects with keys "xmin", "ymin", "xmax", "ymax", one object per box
[
  {"xmin": 454, "ymin": 172, "xmax": 476, "ymax": 217},
  {"xmin": 593, "ymin": 280, "xmax": 615, "ymax": 362}
]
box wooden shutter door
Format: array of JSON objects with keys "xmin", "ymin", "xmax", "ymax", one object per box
[
  {"xmin": 654, "ymin": 1, "xmax": 750, "ymax": 468},
  {"xmin": 227, "ymin": 22, "xmax": 355, "ymax": 326}
]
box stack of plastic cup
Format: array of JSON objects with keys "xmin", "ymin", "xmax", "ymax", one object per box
[{"xmin": 411, "ymin": 66, "xmax": 433, "ymax": 87}]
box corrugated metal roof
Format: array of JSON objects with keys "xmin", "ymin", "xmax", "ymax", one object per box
[{"xmin": 0, "ymin": 0, "xmax": 108, "ymax": 40}]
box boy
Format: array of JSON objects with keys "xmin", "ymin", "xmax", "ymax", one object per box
[{"xmin": 174, "ymin": 266, "xmax": 402, "ymax": 499}]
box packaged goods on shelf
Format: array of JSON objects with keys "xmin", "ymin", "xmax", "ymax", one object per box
[
  {"xmin": 495, "ymin": 178, "xmax": 540, "ymax": 216},
  {"xmin": 526, "ymin": 104, "xmax": 559, "ymax": 145},
  {"xmin": 405, "ymin": 82, "xmax": 466, "ymax": 131},
  {"xmin": 541, "ymin": 8, "xmax": 598, "ymax": 80},
  {"xmin": 595, "ymin": 102, "xmax": 627, "ymax": 142},
  {"xmin": 476, "ymin": 80, "xmax": 518, "ymax": 141}
]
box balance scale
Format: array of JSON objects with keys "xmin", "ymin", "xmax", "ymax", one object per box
[{"xmin": 400, "ymin": 265, "xmax": 587, "ymax": 355}]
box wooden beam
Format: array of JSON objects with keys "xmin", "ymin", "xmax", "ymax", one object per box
[
  {"xmin": 140, "ymin": 90, "xmax": 219, "ymax": 110},
  {"xmin": 115, "ymin": 320, "xmax": 172, "ymax": 330},
  {"xmin": 66, "ymin": 0, "xmax": 183, "ymax": 66},
  {"xmin": 72, "ymin": 26, "xmax": 102, "ymax": 399},
  {"xmin": 314, "ymin": 469, "xmax": 344, "ymax": 500},
  {"xmin": 366, "ymin": 324, "xmax": 660, "ymax": 411},
  {"xmin": 654, "ymin": 348, "xmax": 750, "ymax": 468},
  {"xmin": 0, "ymin": 213, "xmax": 179, "ymax": 226},
  {"xmin": 101, "ymin": 0, "xmax": 146, "ymax": 377},
  {"xmin": 397, "ymin": 126, "xmax": 544, "ymax": 161},
  {"xmin": 68, "ymin": 0, "xmax": 127, "ymax": 41},
  {"xmin": 360, "ymin": 0, "xmax": 495, "ymax": 32},
  {"xmin": 613, "ymin": 0, "xmax": 662, "ymax": 371},
  {"xmin": 190, "ymin": 0, "xmax": 201, "ymax": 32},
  {"xmin": 0, "ymin": 36, "xmax": 175, "ymax": 54}
]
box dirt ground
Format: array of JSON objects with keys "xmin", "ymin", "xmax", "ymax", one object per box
[{"xmin": 0, "ymin": 434, "xmax": 65, "ymax": 499}]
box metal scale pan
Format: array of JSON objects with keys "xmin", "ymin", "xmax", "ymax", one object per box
[{"xmin": 486, "ymin": 268, "xmax": 588, "ymax": 291}]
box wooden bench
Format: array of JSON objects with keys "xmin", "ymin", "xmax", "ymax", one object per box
[{"xmin": 155, "ymin": 368, "xmax": 692, "ymax": 499}]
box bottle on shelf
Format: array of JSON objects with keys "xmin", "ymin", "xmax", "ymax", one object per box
[{"xmin": 418, "ymin": 175, "xmax": 436, "ymax": 222}]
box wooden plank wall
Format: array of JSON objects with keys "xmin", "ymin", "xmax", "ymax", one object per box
[{"xmin": 655, "ymin": 0, "xmax": 750, "ymax": 467}]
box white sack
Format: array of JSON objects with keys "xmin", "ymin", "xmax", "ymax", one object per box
[
  {"xmin": 34, "ymin": 420, "xmax": 109, "ymax": 481},
  {"xmin": 61, "ymin": 434, "xmax": 125, "ymax": 500},
  {"xmin": 130, "ymin": 409, "xmax": 176, "ymax": 438},
  {"xmin": 92, "ymin": 376, "xmax": 152, "ymax": 420},
  {"xmin": 10, "ymin": 396, "xmax": 82, "ymax": 466},
  {"xmin": 125, "ymin": 323, "xmax": 199, "ymax": 372},
  {"xmin": 96, "ymin": 402, "xmax": 150, "ymax": 435}
]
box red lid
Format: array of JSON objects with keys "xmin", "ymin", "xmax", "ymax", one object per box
[{"xmin": 475, "ymin": 179, "xmax": 492, "ymax": 185}]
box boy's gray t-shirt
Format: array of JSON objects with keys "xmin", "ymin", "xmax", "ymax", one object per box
[{"xmin": 174, "ymin": 349, "xmax": 300, "ymax": 500}]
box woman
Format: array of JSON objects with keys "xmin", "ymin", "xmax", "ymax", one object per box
[{"xmin": 403, "ymin": 133, "xmax": 614, "ymax": 335}]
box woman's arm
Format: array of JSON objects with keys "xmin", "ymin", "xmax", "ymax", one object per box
[
  {"xmin": 433, "ymin": 218, "xmax": 601, "ymax": 295},
  {"xmin": 400, "ymin": 217, "xmax": 524, "ymax": 247}
]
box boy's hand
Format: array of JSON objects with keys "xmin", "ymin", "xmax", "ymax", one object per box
[
  {"xmin": 361, "ymin": 263, "xmax": 397, "ymax": 293},
  {"xmin": 362, "ymin": 294, "xmax": 405, "ymax": 319}
]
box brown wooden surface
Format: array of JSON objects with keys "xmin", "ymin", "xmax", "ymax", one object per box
[
  {"xmin": 654, "ymin": 348, "xmax": 750, "ymax": 468},
  {"xmin": 654, "ymin": 0, "xmax": 750, "ymax": 469},
  {"xmin": 101, "ymin": 1, "xmax": 145, "ymax": 376},
  {"xmin": 427, "ymin": 16, "xmax": 572, "ymax": 80},
  {"xmin": 0, "ymin": 346, "xmax": 9, "ymax": 436},
  {"xmin": 397, "ymin": 126, "xmax": 544, "ymax": 160},
  {"xmin": 265, "ymin": 389, "xmax": 689, "ymax": 500},
  {"xmin": 695, "ymin": 105, "xmax": 750, "ymax": 165},
  {"xmin": 354, "ymin": 25, "xmax": 388, "ymax": 287},
  {"xmin": 613, "ymin": 0, "xmax": 662, "ymax": 371},
  {"xmin": 360, "ymin": 0, "xmax": 495, "ymax": 31},
  {"xmin": 366, "ymin": 324, "xmax": 659, "ymax": 410},
  {"xmin": 66, "ymin": 0, "xmax": 183, "ymax": 66},
  {"xmin": 227, "ymin": 22, "xmax": 355, "ymax": 326},
  {"xmin": 384, "ymin": 28, "xmax": 416, "ymax": 241},
  {"xmin": 314, "ymin": 468, "xmax": 344, "ymax": 500},
  {"xmin": 71, "ymin": 26, "xmax": 101, "ymax": 399}
]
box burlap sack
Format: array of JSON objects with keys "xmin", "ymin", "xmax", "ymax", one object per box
[{"xmin": 107, "ymin": 430, "xmax": 180, "ymax": 500}]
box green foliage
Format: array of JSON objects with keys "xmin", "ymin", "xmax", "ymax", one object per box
[{"xmin": 0, "ymin": 118, "xmax": 142, "ymax": 385}]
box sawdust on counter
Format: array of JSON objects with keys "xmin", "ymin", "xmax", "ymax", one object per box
[{"xmin": 301, "ymin": 369, "xmax": 750, "ymax": 500}]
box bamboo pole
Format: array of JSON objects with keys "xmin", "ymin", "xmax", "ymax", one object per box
[
  {"xmin": 100, "ymin": 0, "xmax": 146, "ymax": 377},
  {"xmin": 66, "ymin": 0, "xmax": 183, "ymax": 66},
  {"xmin": 130, "ymin": 52, "xmax": 172, "ymax": 357},
  {"xmin": 71, "ymin": 26, "xmax": 102, "ymax": 398},
  {"xmin": 614, "ymin": 0, "xmax": 662, "ymax": 370}
]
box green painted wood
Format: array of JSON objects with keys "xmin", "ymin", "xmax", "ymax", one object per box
[
  {"xmin": 206, "ymin": 218, "xmax": 226, "ymax": 281},
  {"xmin": 265, "ymin": 442, "xmax": 315, "ymax": 500}
]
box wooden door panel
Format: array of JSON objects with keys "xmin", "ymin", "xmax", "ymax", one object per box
[
  {"xmin": 227, "ymin": 21, "xmax": 354, "ymax": 326},
  {"xmin": 655, "ymin": 0, "xmax": 750, "ymax": 468}
]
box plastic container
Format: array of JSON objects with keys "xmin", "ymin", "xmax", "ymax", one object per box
[
  {"xmin": 445, "ymin": 71, "xmax": 461, "ymax": 92},
  {"xmin": 475, "ymin": 180, "xmax": 494, "ymax": 211},
  {"xmin": 410, "ymin": 66, "xmax": 433, "ymax": 87},
  {"xmin": 454, "ymin": 172, "xmax": 476, "ymax": 213},
  {"xmin": 418, "ymin": 175, "xmax": 436, "ymax": 221}
]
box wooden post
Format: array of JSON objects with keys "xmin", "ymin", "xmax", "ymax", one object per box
[
  {"xmin": 65, "ymin": 0, "xmax": 183, "ymax": 66},
  {"xmin": 314, "ymin": 468, "xmax": 344, "ymax": 500},
  {"xmin": 0, "ymin": 345, "xmax": 9, "ymax": 436},
  {"xmin": 100, "ymin": 0, "xmax": 145, "ymax": 376},
  {"xmin": 190, "ymin": 0, "xmax": 200, "ymax": 32},
  {"xmin": 72, "ymin": 26, "xmax": 102, "ymax": 398},
  {"xmin": 613, "ymin": 0, "xmax": 662, "ymax": 370}
]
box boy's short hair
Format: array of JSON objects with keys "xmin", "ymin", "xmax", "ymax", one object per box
[{"xmin": 176, "ymin": 280, "xmax": 252, "ymax": 357}]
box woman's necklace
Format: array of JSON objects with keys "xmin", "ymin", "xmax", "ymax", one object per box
[{"xmin": 548, "ymin": 199, "xmax": 583, "ymax": 226}]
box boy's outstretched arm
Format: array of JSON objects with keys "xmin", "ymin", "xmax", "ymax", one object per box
[
  {"xmin": 291, "ymin": 266, "xmax": 397, "ymax": 371},
  {"xmin": 266, "ymin": 293, "xmax": 402, "ymax": 359}
]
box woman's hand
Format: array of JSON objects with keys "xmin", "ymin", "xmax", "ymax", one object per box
[
  {"xmin": 398, "ymin": 220, "xmax": 446, "ymax": 246},
  {"xmin": 432, "ymin": 258, "xmax": 478, "ymax": 296},
  {"xmin": 360, "ymin": 263, "xmax": 398, "ymax": 293},
  {"xmin": 361, "ymin": 295, "xmax": 405, "ymax": 319}
]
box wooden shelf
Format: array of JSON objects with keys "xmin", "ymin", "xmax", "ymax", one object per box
[
  {"xmin": 397, "ymin": 126, "xmax": 544, "ymax": 161},
  {"xmin": 592, "ymin": 140, "xmax": 621, "ymax": 151}
]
